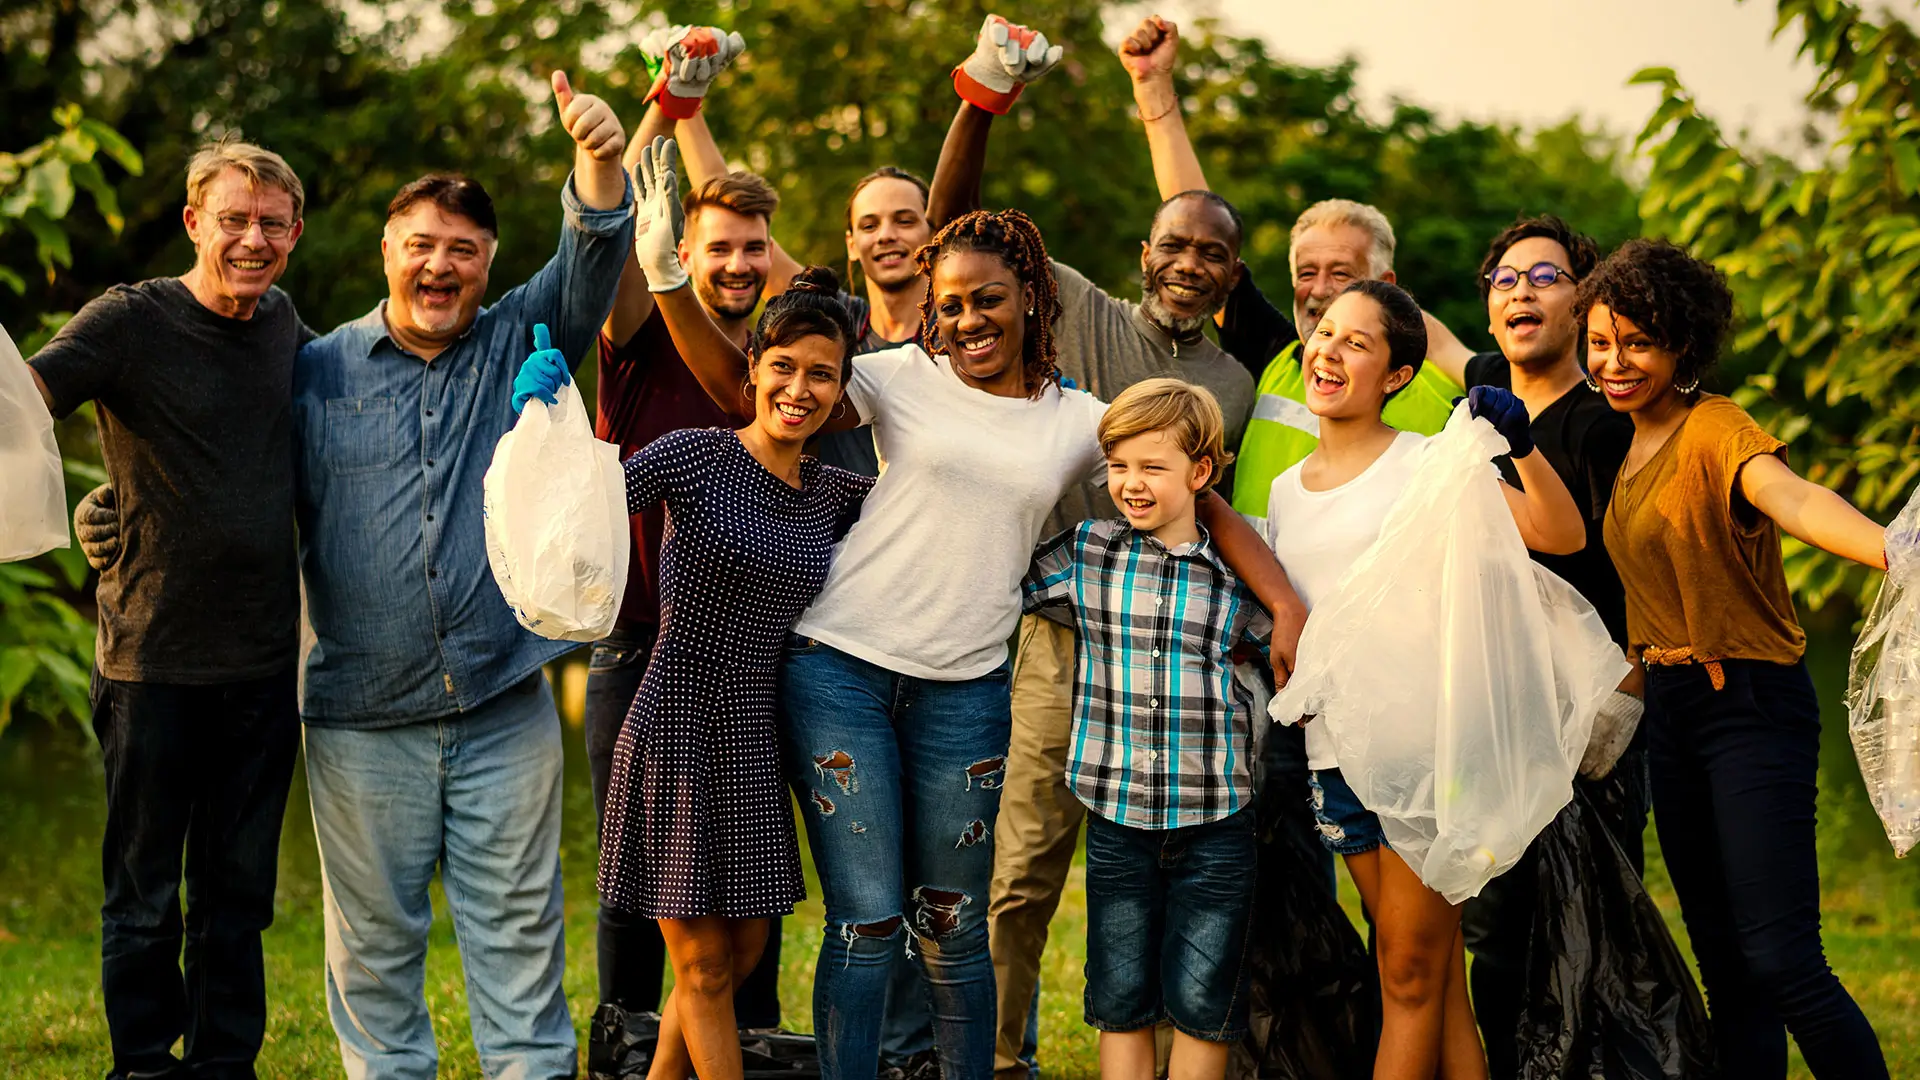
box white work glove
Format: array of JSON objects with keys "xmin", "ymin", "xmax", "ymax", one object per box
[
  {"xmin": 952, "ymin": 15, "xmax": 1065, "ymax": 115},
  {"xmin": 642, "ymin": 25, "xmax": 747, "ymax": 119},
  {"xmin": 1579, "ymin": 690, "xmax": 1645, "ymax": 780},
  {"xmin": 631, "ymin": 136, "xmax": 689, "ymax": 294}
]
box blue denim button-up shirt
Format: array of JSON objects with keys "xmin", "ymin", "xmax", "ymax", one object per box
[{"xmin": 293, "ymin": 174, "xmax": 633, "ymax": 727}]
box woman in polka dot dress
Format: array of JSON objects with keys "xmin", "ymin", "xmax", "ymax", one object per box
[{"xmin": 517, "ymin": 266, "xmax": 871, "ymax": 1080}]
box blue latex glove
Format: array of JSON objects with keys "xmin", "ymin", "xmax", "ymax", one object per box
[
  {"xmin": 1059, "ymin": 375, "xmax": 1078, "ymax": 390},
  {"xmin": 512, "ymin": 323, "xmax": 572, "ymax": 414},
  {"xmin": 1467, "ymin": 385, "xmax": 1534, "ymax": 459}
]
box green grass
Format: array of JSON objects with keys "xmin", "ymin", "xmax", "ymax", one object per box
[{"xmin": 3, "ymin": 619, "xmax": 1917, "ymax": 1077}]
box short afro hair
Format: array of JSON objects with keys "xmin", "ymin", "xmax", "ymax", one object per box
[
  {"xmin": 1574, "ymin": 238, "xmax": 1733, "ymax": 399},
  {"xmin": 1151, "ymin": 190, "xmax": 1245, "ymax": 253}
]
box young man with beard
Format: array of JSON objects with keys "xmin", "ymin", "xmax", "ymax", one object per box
[
  {"xmin": 922, "ymin": 17, "xmax": 1284, "ymax": 1080},
  {"xmin": 1425, "ymin": 216, "xmax": 1648, "ymax": 1080},
  {"xmin": 27, "ymin": 138, "xmax": 310, "ymax": 1080},
  {"xmin": 290, "ymin": 73, "xmax": 633, "ymax": 1079}
]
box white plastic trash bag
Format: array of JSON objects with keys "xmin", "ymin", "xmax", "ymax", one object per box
[
  {"xmin": 1846, "ymin": 484, "xmax": 1920, "ymax": 858},
  {"xmin": 483, "ymin": 382, "xmax": 629, "ymax": 642},
  {"xmin": 1270, "ymin": 403, "xmax": 1629, "ymax": 902},
  {"xmin": 0, "ymin": 322, "xmax": 69, "ymax": 562}
]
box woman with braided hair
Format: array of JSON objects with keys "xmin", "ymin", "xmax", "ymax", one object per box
[{"xmin": 625, "ymin": 136, "xmax": 1296, "ymax": 1080}]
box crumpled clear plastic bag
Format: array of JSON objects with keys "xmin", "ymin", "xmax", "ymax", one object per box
[
  {"xmin": 1269, "ymin": 403, "xmax": 1630, "ymax": 902},
  {"xmin": 483, "ymin": 382, "xmax": 629, "ymax": 643},
  {"xmin": 1846, "ymin": 483, "xmax": 1920, "ymax": 858},
  {"xmin": 0, "ymin": 322, "xmax": 69, "ymax": 562}
]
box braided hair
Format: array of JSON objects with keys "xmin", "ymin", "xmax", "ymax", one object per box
[{"xmin": 914, "ymin": 209, "xmax": 1062, "ymax": 399}]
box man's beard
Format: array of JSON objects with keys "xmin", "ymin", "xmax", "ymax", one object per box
[
  {"xmin": 696, "ymin": 274, "xmax": 765, "ymax": 320},
  {"xmin": 1138, "ymin": 268, "xmax": 1218, "ymax": 336}
]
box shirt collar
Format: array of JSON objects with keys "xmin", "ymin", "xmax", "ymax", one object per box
[
  {"xmin": 1095, "ymin": 516, "xmax": 1231, "ymax": 575},
  {"xmin": 351, "ymin": 299, "xmax": 480, "ymax": 359}
]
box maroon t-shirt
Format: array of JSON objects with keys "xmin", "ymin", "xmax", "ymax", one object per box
[{"xmin": 596, "ymin": 309, "xmax": 733, "ymax": 631}]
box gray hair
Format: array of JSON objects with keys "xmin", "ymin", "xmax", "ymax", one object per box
[
  {"xmin": 1289, "ymin": 198, "xmax": 1395, "ymax": 279},
  {"xmin": 186, "ymin": 135, "xmax": 305, "ymax": 220}
]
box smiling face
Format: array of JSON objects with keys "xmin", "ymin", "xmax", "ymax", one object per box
[
  {"xmin": 930, "ymin": 249, "xmax": 1032, "ymax": 390},
  {"xmin": 1585, "ymin": 302, "xmax": 1683, "ymax": 414},
  {"xmin": 1301, "ymin": 291, "xmax": 1415, "ymax": 420},
  {"xmin": 682, "ymin": 205, "xmax": 772, "ymax": 321},
  {"xmin": 1291, "ymin": 223, "xmax": 1388, "ymax": 339},
  {"xmin": 1106, "ymin": 427, "xmax": 1213, "ymax": 535},
  {"xmin": 181, "ymin": 168, "xmax": 303, "ymax": 318},
  {"xmin": 749, "ymin": 333, "xmax": 846, "ymax": 448},
  {"xmin": 846, "ymin": 177, "xmax": 932, "ymax": 294},
  {"xmin": 1488, "ymin": 236, "xmax": 1581, "ymax": 369},
  {"xmin": 381, "ymin": 203, "xmax": 493, "ymax": 350},
  {"xmin": 1138, "ymin": 196, "xmax": 1241, "ymax": 333}
]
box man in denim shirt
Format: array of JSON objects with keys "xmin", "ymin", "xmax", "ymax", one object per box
[{"xmin": 292, "ymin": 73, "xmax": 633, "ymax": 1080}]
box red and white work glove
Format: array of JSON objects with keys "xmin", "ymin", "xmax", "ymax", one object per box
[
  {"xmin": 952, "ymin": 15, "xmax": 1064, "ymax": 115},
  {"xmin": 642, "ymin": 25, "xmax": 747, "ymax": 120}
]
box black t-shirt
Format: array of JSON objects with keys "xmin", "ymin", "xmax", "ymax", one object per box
[
  {"xmin": 1216, "ymin": 271, "xmax": 1301, "ymax": 381},
  {"xmin": 1464, "ymin": 351, "xmax": 1633, "ymax": 647},
  {"xmin": 809, "ymin": 290, "xmax": 913, "ymax": 477},
  {"xmin": 30, "ymin": 278, "xmax": 308, "ymax": 683}
]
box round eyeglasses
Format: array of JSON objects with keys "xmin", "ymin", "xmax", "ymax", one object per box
[{"xmin": 1485, "ymin": 261, "xmax": 1573, "ymax": 291}]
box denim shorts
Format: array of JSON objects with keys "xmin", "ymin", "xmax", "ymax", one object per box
[
  {"xmin": 1308, "ymin": 768, "xmax": 1387, "ymax": 855},
  {"xmin": 1082, "ymin": 808, "xmax": 1255, "ymax": 1042}
]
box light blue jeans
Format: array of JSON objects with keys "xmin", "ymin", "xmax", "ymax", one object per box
[{"xmin": 304, "ymin": 674, "xmax": 574, "ymax": 1080}]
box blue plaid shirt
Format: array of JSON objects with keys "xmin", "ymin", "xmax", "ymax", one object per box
[
  {"xmin": 1023, "ymin": 518, "xmax": 1270, "ymax": 829},
  {"xmin": 293, "ymin": 173, "xmax": 633, "ymax": 727}
]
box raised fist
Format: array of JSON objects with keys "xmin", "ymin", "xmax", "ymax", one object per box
[
  {"xmin": 953, "ymin": 14, "xmax": 1065, "ymax": 115},
  {"xmin": 643, "ymin": 25, "xmax": 748, "ymax": 119},
  {"xmin": 1119, "ymin": 15, "xmax": 1179, "ymax": 83},
  {"xmin": 552, "ymin": 71, "xmax": 626, "ymax": 162}
]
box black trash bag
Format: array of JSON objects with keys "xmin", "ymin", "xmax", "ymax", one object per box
[
  {"xmin": 1232, "ymin": 767, "xmax": 1379, "ymax": 1080},
  {"xmin": 1516, "ymin": 788, "xmax": 1718, "ymax": 1080}
]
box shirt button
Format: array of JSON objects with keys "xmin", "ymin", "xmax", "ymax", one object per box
[
  {"xmin": 426, "ymin": 460, "xmax": 435, "ymax": 467},
  {"xmin": 1150, "ymin": 698, "xmax": 1159, "ymax": 708},
  {"xmin": 1148, "ymin": 750, "xmax": 1159, "ymax": 761},
  {"xmin": 1152, "ymin": 648, "xmax": 1161, "ymax": 658},
  {"xmin": 426, "ymin": 514, "xmax": 435, "ymax": 522},
  {"xmin": 425, "ymin": 409, "xmax": 434, "ymax": 417},
  {"xmin": 429, "ymin": 569, "xmax": 439, "ymax": 579},
  {"xmin": 1154, "ymin": 596, "xmax": 1163, "ymax": 607}
]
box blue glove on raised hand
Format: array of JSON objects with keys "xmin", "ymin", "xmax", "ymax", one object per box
[
  {"xmin": 1467, "ymin": 385, "xmax": 1534, "ymax": 459},
  {"xmin": 512, "ymin": 323, "xmax": 572, "ymax": 414}
]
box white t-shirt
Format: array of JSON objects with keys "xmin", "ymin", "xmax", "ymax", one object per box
[
  {"xmin": 1265, "ymin": 429, "xmax": 1427, "ymax": 769},
  {"xmin": 793, "ymin": 344, "xmax": 1108, "ymax": 680}
]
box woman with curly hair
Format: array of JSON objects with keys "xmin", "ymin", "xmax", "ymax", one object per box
[
  {"xmin": 625, "ymin": 136, "xmax": 1291, "ymax": 1080},
  {"xmin": 1581, "ymin": 238, "xmax": 1890, "ymax": 1079}
]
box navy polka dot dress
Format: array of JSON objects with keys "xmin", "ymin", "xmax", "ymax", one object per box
[{"xmin": 598, "ymin": 428, "xmax": 872, "ymax": 919}]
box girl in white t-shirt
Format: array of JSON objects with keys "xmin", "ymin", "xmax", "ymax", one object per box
[
  {"xmin": 1265, "ymin": 280, "xmax": 1585, "ymax": 1080},
  {"xmin": 628, "ymin": 137, "xmax": 1301, "ymax": 1080}
]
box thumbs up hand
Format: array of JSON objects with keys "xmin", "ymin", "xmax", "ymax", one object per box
[
  {"xmin": 513, "ymin": 323, "xmax": 574, "ymax": 414},
  {"xmin": 552, "ymin": 70, "xmax": 627, "ymax": 162}
]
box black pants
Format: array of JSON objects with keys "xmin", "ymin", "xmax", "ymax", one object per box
[
  {"xmin": 1648, "ymin": 658, "xmax": 1887, "ymax": 1079},
  {"xmin": 1462, "ymin": 728, "xmax": 1651, "ymax": 1080},
  {"xmin": 586, "ymin": 628, "xmax": 783, "ymax": 1028},
  {"xmin": 92, "ymin": 666, "xmax": 300, "ymax": 1080}
]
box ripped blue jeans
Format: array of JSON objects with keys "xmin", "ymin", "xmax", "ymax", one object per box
[{"xmin": 778, "ymin": 635, "xmax": 1013, "ymax": 1080}]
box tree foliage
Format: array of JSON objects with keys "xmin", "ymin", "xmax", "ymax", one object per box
[{"xmin": 1632, "ymin": 0, "xmax": 1920, "ymax": 612}]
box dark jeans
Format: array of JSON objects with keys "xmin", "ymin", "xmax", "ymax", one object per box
[
  {"xmin": 1462, "ymin": 729, "xmax": 1651, "ymax": 1079},
  {"xmin": 1648, "ymin": 658, "xmax": 1887, "ymax": 1080},
  {"xmin": 92, "ymin": 665, "xmax": 300, "ymax": 1080},
  {"xmin": 585, "ymin": 628, "xmax": 782, "ymax": 1028}
]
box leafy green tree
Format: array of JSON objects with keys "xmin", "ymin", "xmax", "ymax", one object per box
[{"xmin": 1631, "ymin": 0, "xmax": 1919, "ymax": 611}]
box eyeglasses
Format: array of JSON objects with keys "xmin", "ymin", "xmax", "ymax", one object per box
[
  {"xmin": 212, "ymin": 213, "xmax": 295, "ymax": 240},
  {"xmin": 1485, "ymin": 261, "xmax": 1573, "ymax": 291}
]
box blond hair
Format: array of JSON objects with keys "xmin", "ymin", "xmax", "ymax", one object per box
[
  {"xmin": 1097, "ymin": 377, "xmax": 1231, "ymax": 479},
  {"xmin": 1289, "ymin": 198, "xmax": 1395, "ymax": 279},
  {"xmin": 186, "ymin": 136, "xmax": 305, "ymax": 220}
]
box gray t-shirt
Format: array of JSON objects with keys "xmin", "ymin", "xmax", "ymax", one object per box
[
  {"xmin": 30, "ymin": 278, "xmax": 307, "ymax": 684},
  {"xmin": 1046, "ymin": 260, "xmax": 1255, "ymax": 536}
]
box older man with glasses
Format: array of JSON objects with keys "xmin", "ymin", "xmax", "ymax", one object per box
[{"xmin": 26, "ymin": 136, "xmax": 313, "ymax": 1080}]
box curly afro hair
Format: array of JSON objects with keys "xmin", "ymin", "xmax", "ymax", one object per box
[{"xmin": 1574, "ymin": 238, "xmax": 1733, "ymax": 399}]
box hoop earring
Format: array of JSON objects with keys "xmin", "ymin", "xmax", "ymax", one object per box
[
  {"xmin": 741, "ymin": 379, "xmax": 754, "ymax": 400},
  {"xmin": 1674, "ymin": 378, "xmax": 1700, "ymax": 395},
  {"xmin": 832, "ymin": 400, "xmax": 848, "ymax": 420},
  {"xmin": 1584, "ymin": 373, "xmax": 1603, "ymax": 393}
]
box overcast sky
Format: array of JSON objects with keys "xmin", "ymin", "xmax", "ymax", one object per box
[{"xmin": 1125, "ymin": 0, "xmax": 1834, "ymax": 141}]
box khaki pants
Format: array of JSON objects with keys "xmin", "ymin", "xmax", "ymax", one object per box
[{"xmin": 988, "ymin": 615, "xmax": 1083, "ymax": 1080}]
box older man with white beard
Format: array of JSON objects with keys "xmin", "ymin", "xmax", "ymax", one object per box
[{"xmin": 291, "ymin": 72, "xmax": 634, "ymax": 1079}]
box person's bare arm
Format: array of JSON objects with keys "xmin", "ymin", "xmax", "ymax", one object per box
[
  {"xmin": 1424, "ymin": 310, "xmax": 1474, "ymax": 387},
  {"xmin": 1120, "ymin": 16, "xmax": 1206, "ymax": 198},
  {"xmin": 1740, "ymin": 452, "xmax": 1888, "ymax": 569},
  {"xmin": 603, "ymin": 101, "xmax": 682, "ymax": 348},
  {"xmin": 927, "ymin": 101, "xmax": 992, "ymax": 230},
  {"xmin": 1197, "ymin": 490, "xmax": 1306, "ymax": 686},
  {"xmin": 1501, "ymin": 453, "xmax": 1587, "ymax": 555},
  {"xmin": 675, "ymin": 112, "xmax": 803, "ymax": 296}
]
